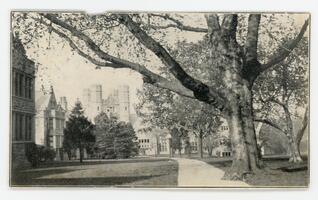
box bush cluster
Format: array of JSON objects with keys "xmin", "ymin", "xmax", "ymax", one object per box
[{"xmin": 25, "ymin": 143, "xmax": 56, "ymax": 167}]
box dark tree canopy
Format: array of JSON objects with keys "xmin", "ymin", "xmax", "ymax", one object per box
[{"xmin": 63, "ymin": 101, "xmax": 95, "ymax": 162}]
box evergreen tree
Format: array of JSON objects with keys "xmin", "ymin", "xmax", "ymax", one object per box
[
  {"xmin": 94, "ymin": 112, "xmax": 118, "ymax": 159},
  {"xmin": 94, "ymin": 112, "xmax": 139, "ymax": 159},
  {"xmin": 63, "ymin": 101, "xmax": 95, "ymax": 162},
  {"xmin": 113, "ymin": 122, "xmax": 139, "ymax": 159}
]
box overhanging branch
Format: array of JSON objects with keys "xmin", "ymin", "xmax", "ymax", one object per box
[
  {"xmin": 38, "ymin": 13, "xmax": 196, "ymax": 99},
  {"xmin": 260, "ymin": 19, "xmax": 309, "ymax": 72},
  {"xmin": 148, "ymin": 14, "xmax": 208, "ymax": 33},
  {"xmin": 116, "ymin": 14, "xmax": 225, "ymax": 110},
  {"xmin": 254, "ymin": 118, "xmax": 285, "ymax": 134}
]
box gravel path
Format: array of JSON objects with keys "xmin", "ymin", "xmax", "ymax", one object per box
[{"xmin": 174, "ymin": 158, "xmax": 249, "ymax": 187}]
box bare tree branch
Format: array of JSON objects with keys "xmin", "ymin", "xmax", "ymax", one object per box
[
  {"xmin": 295, "ymin": 106, "xmax": 308, "ymax": 147},
  {"xmin": 245, "ymin": 14, "xmax": 261, "ymax": 62},
  {"xmin": 221, "ymin": 14, "xmax": 238, "ymax": 40},
  {"xmin": 39, "ymin": 14, "xmax": 196, "ymax": 99},
  {"xmin": 148, "ymin": 14, "xmax": 208, "ymax": 33},
  {"xmin": 116, "ymin": 14, "xmax": 226, "ymax": 110},
  {"xmin": 260, "ymin": 19, "xmax": 309, "ymax": 72},
  {"xmin": 254, "ymin": 118, "xmax": 285, "ymax": 133}
]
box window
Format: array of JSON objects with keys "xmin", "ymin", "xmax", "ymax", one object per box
[
  {"xmin": 19, "ymin": 73, "xmax": 24, "ymax": 97},
  {"xmin": 12, "ymin": 72, "xmax": 16, "ymax": 96},
  {"xmin": 24, "ymin": 77, "xmax": 33, "ymax": 99},
  {"xmin": 12, "ymin": 112, "xmax": 16, "ymax": 140},
  {"xmin": 49, "ymin": 118, "xmax": 53, "ymax": 130},
  {"xmin": 27, "ymin": 115, "xmax": 32, "ymax": 140},
  {"xmin": 125, "ymin": 106, "xmax": 127, "ymax": 111},
  {"xmin": 56, "ymin": 136, "xmax": 61, "ymax": 148},
  {"xmin": 221, "ymin": 126, "xmax": 229, "ymax": 131},
  {"xmin": 24, "ymin": 77, "xmax": 29, "ymax": 98},
  {"xmin": 61, "ymin": 120, "xmax": 64, "ymax": 129},
  {"xmin": 55, "ymin": 119, "xmax": 60, "ymax": 129},
  {"xmin": 15, "ymin": 72, "xmax": 20, "ymax": 96},
  {"xmin": 14, "ymin": 113, "xmax": 24, "ymax": 141}
]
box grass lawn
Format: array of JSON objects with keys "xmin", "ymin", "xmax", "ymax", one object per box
[
  {"xmin": 199, "ymin": 156, "xmax": 309, "ymax": 187},
  {"xmin": 11, "ymin": 157, "xmax": 178, "ymax": 187}
]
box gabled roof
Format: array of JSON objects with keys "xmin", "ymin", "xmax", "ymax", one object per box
[{"xmin": 35, "ymin": 86, "xmax": 58, "ymax": 111}]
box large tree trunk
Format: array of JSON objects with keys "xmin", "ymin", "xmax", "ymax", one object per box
[
  {"xmin": 223, "ymin": 83, "xmax": 260, "ymax": 180},
  {"xmin": 295, "ymin": 107, "xmax": 308, "ymax": 156},
  {"xmin": 198, "ymin": 132, "xmax": 203, "ymax": 159},
  {"xmin": 207, "ymin": 145, "xmax": 213, "ymax": 157},
  {"xmin": 283, "ymin": 106, "xmax": 303, "ymax": 163},
  {"xmin": 79, "ymin": 144, "xmax": 84, "ymax": 163}
]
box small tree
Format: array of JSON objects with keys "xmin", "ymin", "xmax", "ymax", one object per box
[
  {"xmin": 171, "ymin": 127, "xmax": 183, "ymax": 156},
  {"xmin": 63, "ymin": 101, "xmax": 95, "ymax": 163},
  {"xmin": 114, "ymin": 122, "xmax": 139, "ymax": 158}
]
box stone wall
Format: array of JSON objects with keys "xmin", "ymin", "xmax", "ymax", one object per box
[{"xmin": 11, "ymin": 143, "xmax": 30, "ymax": 169}]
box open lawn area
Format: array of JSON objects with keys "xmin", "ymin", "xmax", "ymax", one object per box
[
  {"xmin": 199, "ymin": 156, "xmax": 309, "ymax": 187},
  {"xmin": 11, "ymin": 157, "xmax": 178, "ymax": 187}
]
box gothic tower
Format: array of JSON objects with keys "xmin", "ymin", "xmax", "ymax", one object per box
[
  {"xmin": 118, "ymin": 85, "xmax": 130, "ymax": 122},
  {"xmin": 59, "ymin": 96, "xmax": 68, "ymax": 111},
  {"xmin": 90, "ymin": 84, "xmax": 103, "ymax": 119}
]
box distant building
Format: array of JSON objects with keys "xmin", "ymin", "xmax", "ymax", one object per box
[
  {"xmin": 137, "ymin": 128, "xmax": 171, "ymax": 156},
  {"xmin": 136, "ymin": 119, "xmax": 231, "ymax": 157},
  {"xmin": 11, "ymin": 35, "xmax": 36, "ymax": 168},
  {"xmin": 82, "ymin": 84, "xmax": 130, "ymax": 122},
  {"xmin": 35, "ymin": 86, "xmax": 67, "ymax": 160}
]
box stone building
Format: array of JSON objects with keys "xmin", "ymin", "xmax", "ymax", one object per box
[
  {"xmin": 35, "ymin": 86, "xmax": 67, "ymax": 160},
  {"xmin": 137, "ymin": 128, "xmax": 171, "ymax": 156},
  {"xmin": 11, "ymin": 35, "xmax": 36, "ymax": 168},
  {"xmin": 136, "ymin": 119, "xmax": 231, "ymax": 157},
  {"xmin": 82, "ymin": 84, "xmax": 130, "ymax": 122}
]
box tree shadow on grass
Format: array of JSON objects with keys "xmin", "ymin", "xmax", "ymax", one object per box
[
  {"xmin": 28, "ymin": 158, "xmax": 173, "ymax": 169},
  {"xmin": 11, "ymin": 168, "xmax": 85, "ymax": 186},
  {"xmin": 12, "ymin": 174, "xmax": 164, "ymax": 186}
]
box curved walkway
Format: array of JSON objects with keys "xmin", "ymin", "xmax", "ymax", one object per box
[{"xmin": 174, "ymin": 158, "xmax": 249, "ymax": 187}]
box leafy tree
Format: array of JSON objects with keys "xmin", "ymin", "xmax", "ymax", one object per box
[
  {"xmin": 13, "ymin": 12, "xmax": 309, "ymax": 180},
  {"xmin": 94, "ymin": 112, "xmax": 139, "ymax": 159},
  {"xmin": 136, "ymin": 85, "xmax": 221, "ymax": 158},
  {"xmin": 170, "ymin": 127, "xmax": 186, "ymax": 157},
  {"xmin": 113, "ymin": 122, "xmax": 139, "ymax": 158},
  {"xmin": 63, "ymin": 101, "xmax": 95, "ymax": 163},
  {"xmin": 253, "ymin": 38, "xmax": 309, "ymax": 162},
  {"xmin": 94, "ymin": 112, "xmax": 118, "ymax": 158}
]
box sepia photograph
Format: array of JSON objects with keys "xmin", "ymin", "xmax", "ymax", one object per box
[{"xmin": 9, "ymin": 11, "xmax": 309, "ymax": 188}]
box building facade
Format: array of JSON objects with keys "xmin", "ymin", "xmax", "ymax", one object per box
[
  {"xmin": 11, "ymin": 35, "xmax": 36, "ymax": 168},
  {"xmin": 137, "ymin": 128, "xmax": 171, "ymax": 156},
  {"xmin": 136, "ymin": 119, "xmax": 231, "ymax": 157},
  {"xmin": 35, "ymin": 86, "xmax": 67, "ymax": 160},
  {"xmin": 82, "ymin": 84, "xmax": 130, "ymax": 122}
]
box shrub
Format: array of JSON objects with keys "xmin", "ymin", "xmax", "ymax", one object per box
[
  {"xmin": 25, "ymin": 143, "xmax": 56, "ymax": 167},
  {"xmin": 25, "ymin": 143, "xmax": 40, "ymax": 167}
]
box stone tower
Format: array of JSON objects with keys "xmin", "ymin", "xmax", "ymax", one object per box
[
  {"xmin": 59, "ymin": 96, "xmax": 68, "ymax": 111},
  {"xmin": 82, "ymin": 84, "xmax": 102, "ymax": 121},
  {"xmin": 90, "ymin": 84, "xmax": 102, "ymax": 120},
  {"xmin": 118, "ymin": 85, "xmax": 130, "ymax": 122},
  {"xmin": 82, "ymin": 88, "xmax": 91, "ymax": 109}
]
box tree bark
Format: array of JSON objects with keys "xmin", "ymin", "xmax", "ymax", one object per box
[
  {"xmin": 198, "ymin": 132, "xmax": 204, "ymax": 158},
  {"xmin": 283, "ymin": 105, "xmax": 302, "ymax": 163},
  {"xmin": 295, "ymin": 107, "xmax": 308, "ymax": 156},
  {"xmin": 79, "ymin": 143, "xmax": 84, "ymax": 163},
  {"xmin": 223, "ymin": 88, "xmax": 260, "ymax": 180}
]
